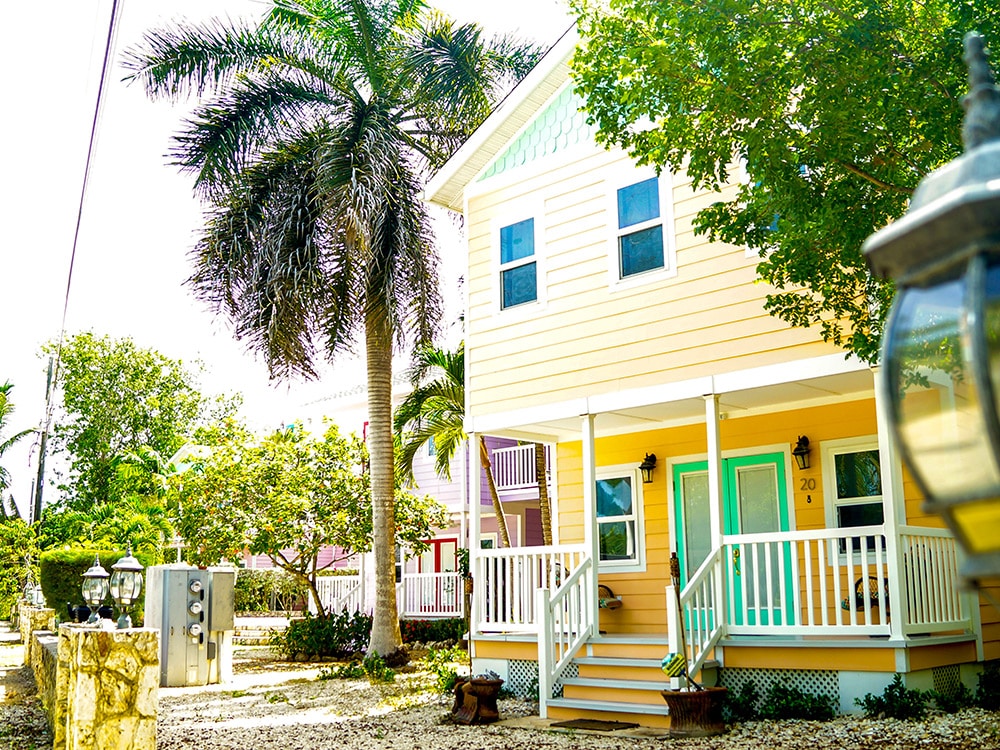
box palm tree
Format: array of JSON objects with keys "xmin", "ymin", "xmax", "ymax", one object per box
[
  {"xmin": 122, "ymin": 0, "xmax": 538, "ymax": 658},
  {"xmin": 394, "ymin": 343, "xmax": 554, "ymax": 548},
  {"xmin": 394, "ymin": 343, "xmax": 512, "ymax": 547},
  {"xmin": 0, "ymin": 382, "xmax": 34, "ymax": 517}
]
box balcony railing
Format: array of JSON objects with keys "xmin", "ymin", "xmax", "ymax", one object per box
[{"xmin": 490, "ymin": 444, "xmax": 551, "ymax": 493}]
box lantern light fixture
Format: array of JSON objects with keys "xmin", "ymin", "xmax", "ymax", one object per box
[
  {"xmin": 81, "ymin": 555, "xmax": 110, "ymax": 624},
  {"xmin": 792, "ymin": 436, "xmax": 812, "ymax": 471},
  {"xmin": 639, "ymin": 453, "xmax": 657, "ymax": 484},
  {"xmin": 110, "ymin": 545, "xmax": 144, "ymax": 629},
  {"xmin": 864, "ymin": 32, "xmax": 1000, "ymax": 589}
]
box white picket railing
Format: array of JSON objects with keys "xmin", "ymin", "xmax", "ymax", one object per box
[
  {"xmin": 313, "ymin": 575, "xmax": 363, "ymax": 616},
  {"xmin": 667, "ymin": 546, "xmax": 725, "ymax": 680},
  {"xmin": 537, "ymin": 557, "xmax": 595, "ymax": 719},
  {"xmin": 490, "ymin": 444, "xmax": 551, "ymax": 492},
  {"xmin": 398, "ymin": 572, "xmax": 463, "ymax": 618},
  {"xmin": 473, "ymin": 544, "xmax": 588, "ymax": 633},
  {"xmin": 669, "ymin": 525, "xmax": 970, "ymax": 652}
]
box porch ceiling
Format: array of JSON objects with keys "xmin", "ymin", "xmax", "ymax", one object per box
[{"xmin": 477, "ymin": 364, "xmax": 875, "ymax": 444}]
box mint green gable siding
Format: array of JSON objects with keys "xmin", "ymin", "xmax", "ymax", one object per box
[{"xmin": 479, "ymin": 87, "xmax": 597, "ymax": 181}]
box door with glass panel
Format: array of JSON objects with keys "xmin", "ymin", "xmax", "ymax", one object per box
[{"xmin": 674, "ymin": 452, "xmax": 792, "ymax": 626}]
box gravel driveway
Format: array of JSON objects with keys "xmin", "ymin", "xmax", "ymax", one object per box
[{"xmin": 2, "ymin": 632, "xmax": 999, "ymax": 750}]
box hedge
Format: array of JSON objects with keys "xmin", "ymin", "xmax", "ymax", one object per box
[{"xmin": 39, "ymin": 548, "xmax": 155, "ymax": 625}]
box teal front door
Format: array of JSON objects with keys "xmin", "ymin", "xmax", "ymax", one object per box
[{"xmin": 673, "ymin": 452, "xmax": 792, "ymax": 626}]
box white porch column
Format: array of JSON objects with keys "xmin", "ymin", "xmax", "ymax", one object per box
[
  {"xmin": 581, "ymin": 413, "xmax": 599, "ymax": 637},
  {"xmin": 873, "ymin": 366, "xmax": 906, "ymax": 640},
  {"xmin": 469, "ymin": 431, "xmax": 483, "ymax": 637},
  {"xmin": 704, "ymin": 394, "xmax": 724, "ymax": 549}
]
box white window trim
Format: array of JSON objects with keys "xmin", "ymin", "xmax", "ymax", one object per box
[
  {"xmin": 606, "ymin": 163, "xmax": 677, "ymax": 291},
  {"xmin": 492, "ymin": 202, "xmax": 546, "ymax": 317},
  {"xmin": 821, "ymin": 435, "xmax": 885, "ymax": 559},
  {"xmin": 596, "ymin": 464, "xmax": 646, "ymax": 573}
]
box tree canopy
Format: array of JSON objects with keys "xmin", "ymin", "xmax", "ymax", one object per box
[
  {"xmin": 0, "ymin": 382, "xmax": 33, "ymax": 518},
  {"xmin": 570, "ymin": 0, "xmax": 1000, "ymax": 362},
  {"xmin": 43, "ymin": 332, "xmax": 204, "ymax": 510},
  {"xmin": 167, "ymin": 422, "xmax": 448, "ymax": 616}
]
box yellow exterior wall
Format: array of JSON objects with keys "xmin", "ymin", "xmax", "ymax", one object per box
[{"xmin": 465, "ymin": 149, "xmax": 843, "ymax": 418}]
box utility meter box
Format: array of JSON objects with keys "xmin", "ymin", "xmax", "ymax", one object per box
[{"xmin": 145, "ymin": 564, "xmax": 236, "ymax": 687}]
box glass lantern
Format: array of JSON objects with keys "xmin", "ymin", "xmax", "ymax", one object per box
[
  {"xmin": 81, "ymin": 555, "xmax": 110, "ymax": 624},
  {"xmin": 864, "ymin": 33, "xmax": 1000, "ymax": 585},
  {"xmin": 110, "ymin": 546, "xmax": 144, "ymax": 629}
]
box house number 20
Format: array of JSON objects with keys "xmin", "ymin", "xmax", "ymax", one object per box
[{"xmin": 799, "ymin": 478, "xmax": 816, "ymax": 491}]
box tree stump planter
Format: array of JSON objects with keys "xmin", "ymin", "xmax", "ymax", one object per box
[
  {"xmin": 451, "ymin": 677, "xmax": 504, "ymax": 724},
  {"xmin": 660, "ymin": 686, "xmax": 728, "ymax": 738}
]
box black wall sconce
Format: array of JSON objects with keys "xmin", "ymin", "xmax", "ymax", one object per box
[
  {"xmin": 639, "ymin": 453, "xmax": 657, "ymax": 483},
  {"xmin": 792, "ymin": 436, "xmax": 811, "ymax": 470}
]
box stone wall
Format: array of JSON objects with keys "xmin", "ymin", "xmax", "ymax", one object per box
[
  {"xmin": 18, "ymin": 603, "xmax": 56, "ymax": 665},
  {"xmin": 30, "ymin": 630, "xmax": 60, "ymax": 728}
]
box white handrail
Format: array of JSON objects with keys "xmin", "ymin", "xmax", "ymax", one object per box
[{"xmin": 671, "ymin": 546, "xmax": 726, "ymax": 679}]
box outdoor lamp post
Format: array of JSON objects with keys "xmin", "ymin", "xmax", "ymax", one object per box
[
  {"xmin": 81, "ymin": 555, "xmax": 110, "ymax": 624},
  {"xmin": 863, "ymin": 32, "xmax": 1000, "ymax": 590},
  {"xmin": 110, "ymin": 546, "xmax": 144, "ymax": 629}
]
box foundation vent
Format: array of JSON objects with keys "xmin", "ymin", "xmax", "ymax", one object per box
[
  {"xmin": 720, "ymin": 667, "xmax": 839, "ymax": 703},
  {"xmin": 506, "ymin": 659, "xmax": 578, "ymax": 699},
  {"xmin": 932, "ymin": 665, "xmax": 961, "ymax": 696}
]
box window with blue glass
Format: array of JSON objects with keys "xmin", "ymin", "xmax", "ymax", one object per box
[
  {"xmin": 499, "ymin": 218, "xmax": 537, "ymax": 309},
  {"xmin": 596, "ymin": 474, "xmax": 640, "ymax": 566},
  {"xmin": 617, "ymin": 177, "xmax": 665, "ymax": 278}
]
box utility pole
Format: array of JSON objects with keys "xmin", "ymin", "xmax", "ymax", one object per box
[{"xmin": 32, "ymin": 356, "xmax": 53, "ymax": 525}]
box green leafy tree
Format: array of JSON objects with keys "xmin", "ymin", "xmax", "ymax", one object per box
[
  {"xmin": 0, "ymin": 382, "xmax": 34, "ymax": 518},
  {"xmin": 167, "ymin": 423, "xmax": 447, "ymax": 617},
  {"xmin": 0, "ymin": 518, "xmax": 39, "ymax": 618},
  {"xmin": 570, "ymin": 0, "xmax": 1000, "ymax": 363},
  {"xmin": 43, "ymin": 332, "xmax": 203, "ymax": 510},
  {"xmin": 394, "ymin": 343, "xmax": 554, "ymax": 547},
  {"xmin": 123, "ymin": 0, "xmax": 539, "ymax": 657}
]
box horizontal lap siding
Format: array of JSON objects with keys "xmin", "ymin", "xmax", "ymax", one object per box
[{"xmin": 466, "ymin": 150, "xmax": 842, "ymax": 418}]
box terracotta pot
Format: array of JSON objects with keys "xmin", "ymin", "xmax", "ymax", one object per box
[{"xmin": 660, "ymin": 686, "xmax": 728, "ymax": 738}]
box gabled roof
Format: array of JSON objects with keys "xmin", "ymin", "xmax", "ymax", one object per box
[{"xmin": 424, "ymin": 24, "xmax": 579, "ymax": 212}]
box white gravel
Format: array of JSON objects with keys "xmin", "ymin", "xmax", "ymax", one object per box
[{"xmin": 3, "ymin": 638, "xmax": 999, "ymax": 750}]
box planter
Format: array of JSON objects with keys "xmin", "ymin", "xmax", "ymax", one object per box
[
  {"xmin": 660, "ymin": 686, "xmax": 728, "ymax": 738},
  {"xmin": 451, "ymin": 677, "xmax": 504, "ymax": 724}
]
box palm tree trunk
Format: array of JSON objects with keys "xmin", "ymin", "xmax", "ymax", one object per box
[
  {"xmin": 535, "ymin": 443, "xmax": 552, "ymax": 546},
  {"xmin": 365, "ymin": 310, "xmax": 403, "ymax": 657},
  {"xmin": 479, "ymin": 437, "xmax": 511, "ymax": 548}
]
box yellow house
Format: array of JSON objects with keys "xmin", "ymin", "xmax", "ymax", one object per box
[{"xmin": 426, "ymin": 27, "xmax": 998, "ymax": 727}]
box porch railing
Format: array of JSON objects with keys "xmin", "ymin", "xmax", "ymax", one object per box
[
  {"xmin": 536, "ymin": 556, "xmax": 594, "ymax": 719},
  {"xmin": 671, "ymin": 525, "xmax": 970, "ymax": 648},
  {"xmin": 313, "ymin": 575, "xmax": 363, "ymax": 616},
  {"xmin": 667, "ymin": 546, "xmax": 725, "ymax": 679},
  {"xmin": 473, "ymin": 544, "xmax": 588, "ymax": 633},
  {"xmin": 398, "ymin": 572, "xmax": 463, "ymax": 618},
  {"xmin": 490, "ymin": 444, "xmax": 551, "ymax": 492}
]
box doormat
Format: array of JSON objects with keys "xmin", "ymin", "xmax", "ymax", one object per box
[{"xmin": 550, "ymin": 719, "xmax": 640, "ymax": 732}]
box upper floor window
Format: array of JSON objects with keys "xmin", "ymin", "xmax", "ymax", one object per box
[
  {"xmin": 608, "ymin": 168, "xmax": 676, "ymax": 287},
  {"xmin": 500, "ymin": 217, "xmax": 537, "ymax": 309},
  {"xmin": 596, "ymin": 466, "xmax": 645, "ymax": 571}
]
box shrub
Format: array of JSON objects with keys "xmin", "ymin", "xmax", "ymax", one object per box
[
  {"xmin": 399, "ymin": 618, "xmax": 465, "ymax": 644},
  {"xmin": 234, "ymin": 568, "xmax": 308, "ymax": 613},
  {"xmin": 270, "ymin": 609, "xmax": 373, "ymax": 659},
  {"xmin": 758, "ymin": 683, "xmax": 836, "ymax": 721},
  {"xmin": 932, "ymin": 683, "xmax": 975, "ymax": 713},
  {"xmin": 39, "ymin": 547, "xmax": 155, "ymax": 625},
  {"xmin": 318, "ymin": 653, "xmax": 396, "ymax": 683},
  {"xmin": 723, "ymin": 681, "xmax": 761, "ymax": 723},
  {"xmin": 856, "ymin": 674, "xmax": 928, "ymax": 720},
  {"xmin": 975, "ymin": 661, "xmax": 1000, "ymax": 711},
  {"xmin": 426, "ymin": 646, "xmax": 467, "ymax": 693}
]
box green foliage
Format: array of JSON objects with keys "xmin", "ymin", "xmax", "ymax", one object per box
[
  {"xmin": 758, "ymin": 683, "xmax": 836, "ymax": 721},
  {"xmin": 425, "ymin": 646, "xmax": 468, "ymax": 693},
  {"xmin": 319, "ymin": 653, "xmax": 396, "ymax": 684},
  {"xmin": 0, "ymin": 381, "xmax": 34, "ymax": 505},
  {"xmin": 270, "ymin": 610, "xmax": 373, "ymax": 660},
  {"xmin": 856, "ymin": 674, "xmax": 928, "ymax": 720},
  {"xmin": 975, "ymin": 661, "xmax": 1000, "ymax": 711},
  {"xmin": 233, "ymin": 569, "xmax": 308, "ymax": 613},
  {"xmin": 0, "ymin": 519, "xmax": 38, "ymax": 618},
  {"xmin": 722, "ymin": 681, "xmax": 761, "ymax": 723},
  {"xmin": 38, "ymin": 547, "xmax": 155, "ymax": 625},
  {"xmin": 570, "ymin": 0, "xmax": 1000, "ymax": 363},
  {"xmin": 43, "ymin": 332, "xmax": 204, "ymax": 510},
  {"xmin": 399, "ymin": 618, "xmax": 465, "ymax": 644},
  {"xmin": 932, "ymin": 683, "xmax": 975, "ymax": 714},
  {"xmin": 36, "ymin": 495, "xmax": 171, "ymax": 563}
]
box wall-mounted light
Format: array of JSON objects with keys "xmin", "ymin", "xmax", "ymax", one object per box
[
  {"xmin": 639, "ymin": 453, "xmax": 657, "ymax": 484},
  {"xmin": 110, "ymin": 545, "xmax": 144, "ymax": 629},
  {"xmin": 864, "ymin": 33, "xmax": 1000, "ymax": 590},
  {"xmin": 792, "ymin": 436, "xmax": 811, "ymax": 471},
  {"xmin": 81, "ymin": 555, "xmax": 110, "ymax": 624}
]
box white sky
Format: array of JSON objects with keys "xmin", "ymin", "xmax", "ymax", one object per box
[{"xmin": 0, "ymin": 0, "xmax": 573, "ymax": 517}]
